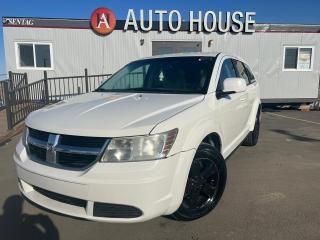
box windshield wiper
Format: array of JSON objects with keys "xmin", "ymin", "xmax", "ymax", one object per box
[
  {"xmin": 94, "ymin": 88, "xmax": 148, "ymax": 93},
  {"xmin": 141, "ymin": 88, "xmax": 199, "ymax": 94}
]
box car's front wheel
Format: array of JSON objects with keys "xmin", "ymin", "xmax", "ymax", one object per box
[{"xmin": 170, "ymin": 143, "xmax": 227, "ymax": 221}]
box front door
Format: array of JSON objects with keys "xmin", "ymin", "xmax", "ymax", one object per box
[{"xmin": 215, "ymin": 58, "xmax": 249, "ymax": 154}]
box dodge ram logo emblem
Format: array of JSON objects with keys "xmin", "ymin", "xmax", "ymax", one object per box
[{"xmin": 47, "ymin": 143, "xmax": 54, "ymax": 152}]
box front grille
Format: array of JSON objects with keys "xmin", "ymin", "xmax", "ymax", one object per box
[
  {"xmin": 93, "ymin": 202, "xmax": 143, "ymax": 218},
  {"xmin": 33, "ymin": 186, "xmax": 87, "ymax": 208},
  {"xmin": 58, "ymin": 152, "xmax": 97, "ymax": 168},
  {"xmin": 60, "ymin": 135, "xmax": 107, "ymax": 148},
  {"xmin": 29, "ymin": 128, "xmax": 50, "ymax": 142},
  {"xmin": 27, "ymin": 128, "xmax": 109, "ymax": 169},
  {"xmin": 29, "ymin": 144, "xmax": 47, "ymax": 162}
]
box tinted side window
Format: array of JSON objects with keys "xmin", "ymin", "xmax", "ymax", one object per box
[
  {"xmin": 244, "ymin": 64, "xmax": 256, "ymax": 83},
  {"xmin": 217, "ymin": 59, "xmax": 237, "ymax": 91},
  {"xmin": 234, "ymin": 60, "xmax": 250, "ymax": 85}
]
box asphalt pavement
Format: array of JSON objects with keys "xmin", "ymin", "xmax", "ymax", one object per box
[{"xmin": 0, "ymin": 110, "xmax": 319, "ymax": 240}]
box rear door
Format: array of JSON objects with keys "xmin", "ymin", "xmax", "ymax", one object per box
[
  {"xmin": 244, "ymin": 62, "xmax": 258, "ymax": 102},
  {"xmin": 233, "ymin": 60, "xmax": 256, "ymax": 125}
]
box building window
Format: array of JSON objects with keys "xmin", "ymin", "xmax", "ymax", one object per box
[
  {"xmin": 283, "ymin": 46, "xmax": 314, "ymax": 71},
  {"xmin": 15, "ymin": 42, "xmax": 53, "ymax": 70}
]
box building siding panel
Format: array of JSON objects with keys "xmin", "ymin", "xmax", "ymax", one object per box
[{"xmin": 3, "ymin": 26, "xmax": 320, "ymax": 101}]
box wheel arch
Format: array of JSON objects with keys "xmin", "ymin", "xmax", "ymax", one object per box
[
  {"xmin": 248, "ymin": 100, "xmax": 262, "ymax": 131},
  {"xmin": 164, "ymin": 130, "xmax": 223, "ymax": 215},
  {"xmin": 201, "ymin": 132, "xmax": 222, "ymax": 152}
]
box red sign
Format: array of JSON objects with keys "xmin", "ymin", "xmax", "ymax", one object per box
[{"xmin": 90, "ymin": 7, "xmax": 116, "ymax": 35}]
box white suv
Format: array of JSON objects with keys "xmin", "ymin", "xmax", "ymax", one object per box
[{"xmin": 14, "ymin": 52, "xmax": 261, "ymax": 222}]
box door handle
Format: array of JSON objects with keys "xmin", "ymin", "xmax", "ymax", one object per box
[{"xmin": 240, "ymin": 95, "xmax": 248, "ymax": 102}]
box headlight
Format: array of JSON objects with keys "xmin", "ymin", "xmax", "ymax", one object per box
[{"xmin": 101, "ymin": 128, "xmax": 178, "ymax": 162}]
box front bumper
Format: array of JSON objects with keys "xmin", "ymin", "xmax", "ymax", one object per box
[{"xmin": 14, "ymin": 140, "xmax": 195, "ymax": 223}]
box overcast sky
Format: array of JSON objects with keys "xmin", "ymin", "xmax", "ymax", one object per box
[{"xmin": 1, "ymin": 0, "xmax": 320, "ymax": 76}]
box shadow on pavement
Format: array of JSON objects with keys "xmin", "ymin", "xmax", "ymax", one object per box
[
  {"xmin": 262, "ymin": 103, "xmax": 301, "ymax": 112},
  {"xmin": 0, "ymin": 195, "xmax": 59, "ymax": 240},
  {"xmin": 272, "ymin": 129, "xmax": 320, "ymax": 142}
]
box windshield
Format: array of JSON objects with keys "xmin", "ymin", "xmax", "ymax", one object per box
[{"xmin": 96, "ymin": 57, "xmax": 216, "ymax": 94}]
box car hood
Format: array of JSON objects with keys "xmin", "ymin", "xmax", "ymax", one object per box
[{"xmin": 26, "ymin": 92, "xmax": 204, "ymax": 137}]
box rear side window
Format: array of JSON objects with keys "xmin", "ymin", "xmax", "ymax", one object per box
[
  {"xmin": 244, "ymin": 64, "xmax": 256, "ymax": 83},
  {"xmin": 233, "ymin": 60, "xmax": 250, "ymax": 85},
  {"xmin": 217, "ymin": 59, "xmax": 237, "ymax": 91}
]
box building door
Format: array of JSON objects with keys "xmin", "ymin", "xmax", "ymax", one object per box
[{"xmin": 152, "ymin": 41, "xmax": 202, "ymax": 56}]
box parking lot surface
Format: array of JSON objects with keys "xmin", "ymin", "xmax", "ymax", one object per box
[{"xmin": 0, "ymin": 110, "xmax": 319, "ymax": 240}]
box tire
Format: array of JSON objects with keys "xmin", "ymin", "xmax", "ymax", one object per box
[
  {"xmin": 170, "ymin": 143, "xmax": 227, "ymax": 221},
  {"xmin": 242, "ymin": 109, "xmax": 260, "ymax": 146}
]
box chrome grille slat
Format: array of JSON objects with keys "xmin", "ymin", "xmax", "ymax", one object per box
[
  {"xmin": 54, "ymin": 145, "xmax": 101, "ymax": 155},
  {"xmin": 26, "ymin": 128, "xmax": 109, "ymax": 170},
  {"xmin": 27, "ymin": 136, "xmax": 47, "ymax": 149},
  {"xmin": 28, "ymin": 128, "xmax": 50, "ymax": 141},
  {"xmin": 28, "ymin": 144, "xmax": 47, "ymax": 162}
]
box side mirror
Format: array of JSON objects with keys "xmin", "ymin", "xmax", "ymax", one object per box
[{"xmin": 217, "ymin": 77, "xmax": 247, "ymax": 98}]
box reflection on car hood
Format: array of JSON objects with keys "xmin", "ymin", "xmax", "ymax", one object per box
[{"xmin": 26, "ymin": 92, "xmax": 204, "ymax": 137}]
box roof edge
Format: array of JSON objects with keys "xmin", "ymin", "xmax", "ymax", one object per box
[
  {"xmin": 2, "ymin": 16, "xmax": 320, "ymax": 33},
  {"xmin": 3, "ymin": 16, "xmax": 320, "ymax": 26}
]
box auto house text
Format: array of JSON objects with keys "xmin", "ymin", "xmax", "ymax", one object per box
[{"xmin": 124, "ymin": 9, "xmax": 256, "ymax": 33}]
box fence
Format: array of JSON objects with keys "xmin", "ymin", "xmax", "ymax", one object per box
[
  {"xmin": 4, "ymin": 80, "xmax": 48, "ymax": 129},
  {"xmin": 8, "ymin": 71, "xmax": 28, "ymax": 90},
  {"xmin": 0, "ymin": 72, "xmax": 28, "ymax": 111},
  {"xmin": 46, "ymin": 69, "xmax": 111, "ymax": 102},
  {"xmin": 4, "ymin": 69, "xmax": 111, "ymax": 129},
  {"xmin": 0, "ymin": 80, "xmax": 9, "ymax": 110}
]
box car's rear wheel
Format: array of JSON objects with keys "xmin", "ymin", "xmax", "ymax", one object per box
[
  {"xmin": 170, "ymin": 143, "xmax": 227, "ymax": 221},
  {"xmin": 242, "ymin": 109, "xmax": 260, "ymax": 146}
]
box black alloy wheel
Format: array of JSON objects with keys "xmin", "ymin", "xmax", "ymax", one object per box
[
  {"xmin": 242, "ymin": 109, "xmax": 261, "ymax": 146},
  {"xmin": 170, "ymin": 143, "xmax": 227, "ymax": 221}
]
